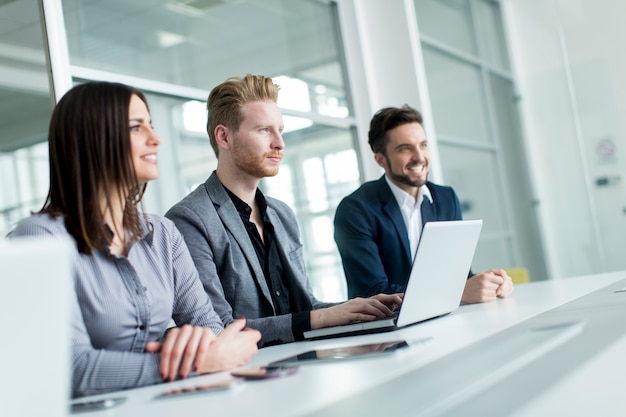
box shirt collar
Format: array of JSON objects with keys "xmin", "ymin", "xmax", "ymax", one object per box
[
  {"xmin": 102, "ymin": 214, "xmax": 153, "ymax": 256},
  {"xmin": 224, "ymin": 186, "xmax": 268, "ymax": 222},
  {"xmin": 384, "ymin": 174, "xmax": 432, "ymax": 208},
  {"xmin": 140, "ymin": 215, "xmax": 153, "ymax": 246}
]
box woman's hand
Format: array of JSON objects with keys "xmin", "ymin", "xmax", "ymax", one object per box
[
  {"xmin": 145, "ymin": 324, "xmax": 217, "ymax": 381},
  {"xmin": 196, "ymin": 318, "xmax": 261, "ymax": 374},
  {"xmin": 146, "ymin": 319, "xmax": 261, "ymax": 381}
]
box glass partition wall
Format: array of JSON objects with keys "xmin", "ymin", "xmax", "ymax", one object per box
[
  {"xmin": 66, "ymin": 0, "xmax": 356, "ymax": 301},
  {"xmin": 0, "ymin": 0, "xmax": 52, "ymax": 239},
  {"xmin": 414, "ymin": 0, "xmax": 547, "ymax": 281},
  {"xmin": 3, "ymin": 0, "xmax": 356, "ymax": 301},
  {"xmin": 2, "ymin": 0, "xmax": 548, "ymax": 301}
]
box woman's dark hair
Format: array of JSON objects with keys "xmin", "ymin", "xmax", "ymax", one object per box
[
  {"xmin": 40, "ymin": 81, "xmax": 149, "ymax": 254},
  {"xmin": 368, "ymin": 105, "xmax": 424, "ymax": 154}
]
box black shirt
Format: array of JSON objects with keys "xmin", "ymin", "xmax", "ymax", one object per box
[{"xmin": 225, "ymin": 187, "xmax": 311, "ymax": 340}]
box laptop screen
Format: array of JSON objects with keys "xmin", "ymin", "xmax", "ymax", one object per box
[
  {"xmin": 397, "ymin": 219, "xmax": 482, "ymax": 327},
  {"xmin": 0, "ymin": 236, "xmax": 73, "ymax": 417}
]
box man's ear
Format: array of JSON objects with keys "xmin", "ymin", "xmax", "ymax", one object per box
[
  {"xmin": 214, "ymin": 125, "xmax": 230, "ymax": 151},
  {"xmin": 374, "ymin": 152, "xmax": 387, "ymax": 169}
]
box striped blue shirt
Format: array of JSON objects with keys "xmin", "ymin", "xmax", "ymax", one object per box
[{"xmin": 10, "ymin": 213, "xmax": 224, "ymax": 397}]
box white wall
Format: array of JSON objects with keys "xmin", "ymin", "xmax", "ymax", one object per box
[
  {"xmin": 504, "ymin": 0, "xmax": 626, "ymax": 278},
  {"xmin": 337, "ymin": 0, "xmax": 548, "ymax": 278},
  {"xmin": 336, "ymin": 0, "xmax": 444, "ymax": 183}
]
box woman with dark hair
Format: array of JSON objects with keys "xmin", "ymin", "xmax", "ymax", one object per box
[{"xmin": 10, "ymin": 81, "xmax": 260, "ymax": 398}]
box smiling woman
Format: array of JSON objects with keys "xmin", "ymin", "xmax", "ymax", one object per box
[
  {"xmin": 8, "ymin": 81, "xmax": 260, "ymax": 398},
  {"xmin": 129, "ymin": 95, "xmax": 161, "ymax": 185}
]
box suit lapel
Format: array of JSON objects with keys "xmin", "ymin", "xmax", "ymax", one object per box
[
  {"xmin": 420, "ymin": 182, "xmax": 438, "ymax": 226},
  {"xmin": 267, "ymin": 208, "xmax": 288, "ymax": 257},
  {"xmin": 420, "ymin": 195, "xmax": 435, "ymax": 226},
  {"xmin": 205, "ymin": 174, "xmax": 274, "ymax": 309},
  {"xmin": 377, "ymin": 177, "xmax": 412, "ymax": 262}
]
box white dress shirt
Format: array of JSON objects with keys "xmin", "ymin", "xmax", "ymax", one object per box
[{"xmin": 385, "ymin": 175, "xmax": 432, "ymax": 262}]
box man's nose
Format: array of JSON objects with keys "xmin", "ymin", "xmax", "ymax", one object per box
[{"xmin": 273, "ymin": 131, "xmax": 285, "ymax": 150}]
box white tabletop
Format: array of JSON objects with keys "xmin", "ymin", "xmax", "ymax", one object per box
[{"xmin": 71, "ymin": 270, "xmax": 626, "ymax": 417}]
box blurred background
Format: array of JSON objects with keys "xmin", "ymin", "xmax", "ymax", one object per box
[{"xmin": 2, "ymin": 0, "xmax": 624, "ymax": 301}]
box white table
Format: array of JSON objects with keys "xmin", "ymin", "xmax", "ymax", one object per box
[{"xmin": 72, "ymin": 271, "xmax": 626, "ymax": 416}]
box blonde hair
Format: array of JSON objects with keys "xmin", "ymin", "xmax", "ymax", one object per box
[{"xmin": 206, "ymin": 74, "xmax": 280, "ymax": 156}]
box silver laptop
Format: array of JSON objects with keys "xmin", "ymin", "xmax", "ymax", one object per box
[
  {"xmin": 0, "ymin": 236, "xmax": 73, "ymax": 417},
  {"xmin": 303, "ymin": 219, "xmax": 483, "ymax": 339}
]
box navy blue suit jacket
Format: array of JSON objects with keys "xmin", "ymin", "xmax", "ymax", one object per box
[{"xmin": 334, "ymin": 175, "xmax": 463, "ymax": 298}]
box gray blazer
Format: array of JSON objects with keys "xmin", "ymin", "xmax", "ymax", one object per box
[{"xmin": 166, "ymin": 172, "xmax": 333, "ymax": 346}]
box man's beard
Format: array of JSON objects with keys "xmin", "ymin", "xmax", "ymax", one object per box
[
  {"xmin": 232, "ymin": 141, "xmax": 281, "ymax": 178},
  {"xmin": 385, "ymin": 155, "xmax": 427, "ymax": 188}
]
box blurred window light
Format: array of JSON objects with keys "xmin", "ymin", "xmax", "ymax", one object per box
[
  {"xmin": 274, "ymin": 75, "xmax": 311, "ymax": 112},
  {"xmin": 317, "ymin": 93, "xmax": 349, "ymax": 118},
  {"xmin": 324, "ymin": 150, "xmax": 359, "ymax": 184},
  {"xmin": 283, "ymin": 115, "xmax": 313, "ymax": 133},
  {"xmin": 263, "ymin": 165, "xmax": 295, "ymax": 210},
  {"xmin": 303, "ymin": 157, "xmax": 328, "ymax": 213},
  {"xmin": 310, "ymin": 215, "xmax": 335, "ymax": 252},
  {"xmin": 156, "ymin": 30, "xmax": 186, "ymax": 48},
  {"xmin": 182, "ymin": 100, "xmax": 207, "ymax": 133}
]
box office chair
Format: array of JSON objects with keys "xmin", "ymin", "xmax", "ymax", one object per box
[{"xmin": 505, "ymin": 267, "xmax": 530, "ymax": 284}]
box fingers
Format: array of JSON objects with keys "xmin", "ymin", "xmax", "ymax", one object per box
[
  {"xmin": 235, "ymin": 328, "xmax": 262, "ymax": 365},
  {"xmin": 348, "ymin": 298, "xmax": 394, "ymax": 318},
  {"xmin": 492, "ymin": 268, "xmax": 507, "ymax": 277},
  {"xmin": 177, "ymin": 327, "xmax": 203, "ymax": 380},
  {"xmin": 497, "ymin": 275, "xmax": 515, "ymax": 298},
  {"xmin": 144, "ymin": 341, "xmax": 162, "ymax": 353},
  {"xmin": 464, "ymin": 270, "xmax": 516, "ymax": 303},
  {"xmin": 462, "ymin": 276, "xmax": 499, "ymax": 303},
  {"xmin": 485, "ymin": 271, "xmax": 506, "ymax": 285},
  {"xmin": 336, "ymin": 298, "xmax": 396, "ymax": 323},
  {"xmin": 157, "ymin": 321, "xmax": 259, "ymax": 380},
  {"xmin": 159, "ymin": 328, "xmax": 176, "ymax": 380},
  {"xmin": 372, "ymin": 293, "xmax": 404, "ymax": 309},
  {"xmin": 192, "ymin": 329, "xmax": 216, "ymax": 374},
  {"xmin": 368, "ymin": 294, "xmax": 404, "ymax": 315},
  {"xmin": 222, "ymin": 317, "xmax": 247, "ymax": 334},
  {"xmin": 486, "ymin": 269, "xmax": 514, "ymax": 298},
  {"xmin": 196, "ymin": 322, "xmax": 261, "ymax": 374},
  {"xmin": 219, "ymin": 319, "xmax": 261, "ymax": 355},
  {"xmin": 159, "ymin": 325, "xmax": 218, "ymax": 382},
  {"xmin": 159, "ymin": 326, "xmax": 188, "ymax": 381},
  {"xmin": 313, "ymin": 296, "xmax": 401, "ymax": 329}
]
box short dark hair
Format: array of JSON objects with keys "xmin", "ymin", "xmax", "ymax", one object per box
[
  {"xmin": 206, "ymin": 74, "xmax": 279, "ymax": 157},
  {"xmin": 368, "ymin": 105, "xmax": 423, "ymax": 154},
  {"xmin": 41, "ymin": 81, "xmax": 148, "ymax": 254}
]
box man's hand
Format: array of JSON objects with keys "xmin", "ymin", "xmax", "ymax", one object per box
[
  {"xmin": 370, "ymin": 293, "xmax": 404, "ymax": 312},
  {"xmin": 196, "ymin": 318, "xmax": 261, "ymax": 374},
  {"xmin": 310, "ymin": 293, "xmax": 403, "ymax": 329},
  {"xmin": 461, "ymin": 269, "xmax": 514, "ymax": 304},
  {"xmin": 495, "ymin": 269, "xmax": 514, "ymax": 298}
]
